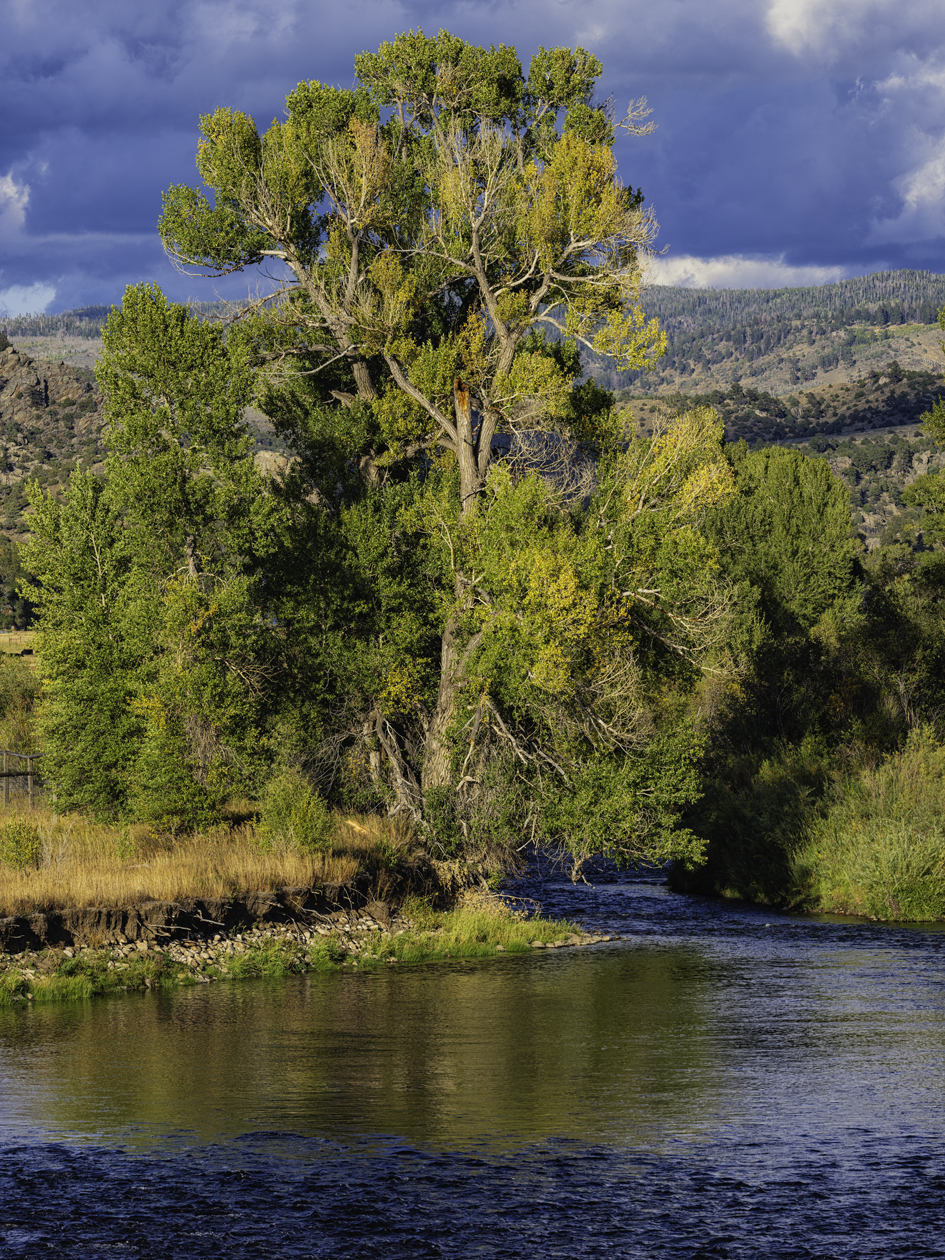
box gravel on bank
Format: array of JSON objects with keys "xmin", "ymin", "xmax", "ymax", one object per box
[{"xmin": 0, "ymin": 908, "xmax": 622, "ymax": 1005}]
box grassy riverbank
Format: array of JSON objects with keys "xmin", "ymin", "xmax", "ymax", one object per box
[
  {"xmin": 0, "ymin": 895, "xmax": 592, "ymax": 1006},
  {"xmin": 0, "ymin": 797, "xmax": 593, "ymax": 1006},
  {"xmin": 673, "ymin": 727, "xmax": 945, "ymax": 920},
  {"xmin": 0, "ymin": 803, "xmax": 426, "ymax": 918}
]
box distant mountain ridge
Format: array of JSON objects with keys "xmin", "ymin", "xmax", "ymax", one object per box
[
  {"xmin": 0, "ymin": 300, "xmax": 226, "ymax": 341},
  {"xmin": 642, "ymin": 268, "xmax": 945, "ymax": 327},
  {"xmin": 7, "ymin": 269, "xmax": 945, "ymax": 401},
  {"xmin": 3, "ymin": 271, "xmax": 945, "ymax": 558},
  {"xmin": 590, "ymin": 268, "xmax": 945, "ymax": 397}
]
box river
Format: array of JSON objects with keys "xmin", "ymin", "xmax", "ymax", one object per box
[{"xmin": 1, "ymin": 866, "xmax": 944, "ymax": 1257}]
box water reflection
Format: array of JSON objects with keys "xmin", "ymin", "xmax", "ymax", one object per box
[{"xmin": 0, "ymin": 947, "xmax": 723, "ymax": 1150}]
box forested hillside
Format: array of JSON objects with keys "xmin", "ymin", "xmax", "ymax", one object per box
[
  {"xmin": 8, "ymin": 269, "xmax": 944, "ymax": 406},
  {"xmin": 0, "ymin": 334, "xmax": 283, "ymax": 540},
  {"xmin": 0, "ymin": 301, "xmax": 223, "ymax": 341},
  {"xmin": 5, "ymin": 272, "xmax": 945, "ymax": 553},
  {"xmin": 594, "ymin": 269, "xmax": 945, "ymax": 396},
  {"xmin": 626, "ymin": 363, "xmax": 945, "ymax": 443}
]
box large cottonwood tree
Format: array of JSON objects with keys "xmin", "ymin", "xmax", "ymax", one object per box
[{"xmin": 155, "ymin": 30, "xmax": 731, "ymax": 863}]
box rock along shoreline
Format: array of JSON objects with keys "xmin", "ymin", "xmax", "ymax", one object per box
[{"xmin": 0, "ymin": 881, "xmax": 621, "ymax": 1005}]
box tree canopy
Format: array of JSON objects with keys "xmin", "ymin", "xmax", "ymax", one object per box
[{"xmin": 159, "ymin": 29, "xmax": 665, "ymax": 512}]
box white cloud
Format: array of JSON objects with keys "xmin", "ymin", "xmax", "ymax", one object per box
[
  {"xmin": 0, "ymin": 281, "xmax": 57, "ymax": 315},
  {"xmin": 766, "ymin": 0, "xmax": 945, "ymax": 62},
  {"xmin": 864, "ymin": 54, "xmax": 945, "ymax": 246},
  {"xmin": 646, "ymin": 253, "xmax": 853, "ymax": 289},
  {"xmin": 869, "ymin": 144, "xmax": 945, "ymax": 244},
  {"xmin": 767, "ymin": 0, "xmax": 875, "ymax": 56},
  {"xmin": 0, "ymin": 172, "xmax": 30, "ymax": 235}
]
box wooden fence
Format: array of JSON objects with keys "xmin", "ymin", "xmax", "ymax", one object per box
[{"xmin": 0, "ymin": 751, "xmax": 43, "ymax": 809}]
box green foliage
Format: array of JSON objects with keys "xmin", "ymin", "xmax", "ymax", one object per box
[
  {"xmin": 791, "ymin": 727, "xmax": 945, "ymax": 919},
  {"xmin": 706, "ymin": 444, "xmax": 858, "ymax": 641},
  {"xmin": 679, "ymin": 422, "xmax": 945, "ymax": 911},
  {"xmin": 0, "ymin": 654, "xmax": 40, "ymax": 752},
  {"xmin": 674, "ymin": 736, "xmax": 830, "ymax": 904},
  {"xmin": 23, "ymin": 468, "xmax": 154, "ymax": 817},
  {"xmin": 23, "ymin": 289, "xmax": 289, "ymax": 821},
  {"xmin": 159, "ymin": 29, "xmax": 664, "ymax": 487},
  {"xmin": 536, "ymin": 733, "xmax": 706, "ymax": 868},
  {"xmin": 678, "ymin": 728, "xmax": 945, "ymax": 921},
  {"xmin": 96, "ymin": 283, "xmax": 264, "ymax": 566},
  {"xmin": 0, "ymin": 819, "xmax": 41, "ymax": 871},
  {"xmin": 254, "ymin": 771, "xmax": 332, "ymax": 855},
  {"xmin": 420, "ymin": 406, "xmax": 736, "ymax": 867},
  {"xmin": 125, "ymin": 716, "xmax": 218, "ymax": 834}
]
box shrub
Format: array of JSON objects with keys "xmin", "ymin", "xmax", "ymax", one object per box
[
  {"xmin": 677, "ymin": 727, "xmax": 945, "ymax": 920},
  {"xmin": 254, "ymin": 771, "xmax": 332, "ymax": 855},
  {"xmin": 126, "ymin": 719, "xmax": 218, "ymax": 834},
  {"xmin": 795, "ymin": 726, "xmax": 945, "ymax": 919},
  {"xmin": 0, "ymin": 819, "xmax": 41, "ymax": 870}
]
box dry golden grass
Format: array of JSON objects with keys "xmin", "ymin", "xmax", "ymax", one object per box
[
  {"xmin": 0, "ymin": 804, "xmax": 419, "ymax": 917},
  {"xmin": 0, "ymin": 632, "xmax": 37, "ymax": 673},
  {"xmin": 0, "ymin": 631, "xmax": 35, "ymax": 655}
]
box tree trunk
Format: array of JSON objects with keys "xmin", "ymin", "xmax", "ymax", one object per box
[
  {"xmin": 372, "ymin": 711, "xmax": 421, "ymax": 813},
  {"xmin": 421, "ymin": 381, "xmax": 488, "ymax": 794},
  {"xmin": 353, "ymin": 359, "xmax": 376, "ymax": 401},
  {"xmin": 454, "ymin": 378, "xmax": 480, "ymax": 516},
  {"xmin": 422, "ymin": 610, "xmax": 462, "ymax": 794},
  {"xmin": 422, "ymin": 607, "xmax": 483, "ymax": 795}
]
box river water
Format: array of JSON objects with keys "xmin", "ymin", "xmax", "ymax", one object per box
[{"xmin": 1, "ymin": 867, "xmax": 944, "ymax": 1258}]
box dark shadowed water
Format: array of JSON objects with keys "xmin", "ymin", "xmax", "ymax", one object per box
[{"xmin": 2, "ymin": 868, "xmax": 945, "ymax": 1258}]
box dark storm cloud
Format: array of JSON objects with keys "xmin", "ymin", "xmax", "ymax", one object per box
[{"xmin": 1, "ymin": 0, "xmax": 945, "ymax": 312}]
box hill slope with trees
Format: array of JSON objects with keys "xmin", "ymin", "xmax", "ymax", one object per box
[{"xmin": 599, "ymin": 269, "xmax": 945, "ymax": 396}]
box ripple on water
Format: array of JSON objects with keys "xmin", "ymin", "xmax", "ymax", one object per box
[{"xmin": 3, "ymin": 1133, "xmax": 945, "ymax": 1258}]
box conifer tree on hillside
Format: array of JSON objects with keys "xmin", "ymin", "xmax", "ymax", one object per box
[{"xmin": 904, "ymin": 306, "xmax": 945, "ymax": 538}]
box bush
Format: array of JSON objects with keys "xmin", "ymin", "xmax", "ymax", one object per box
[
  {"xmin": 254, "ymin": 771, "xmax": 332, "ymax": 855},
  {"xmin": 0, "ymin": 819, "xmax": 41, "ymax": 870},
  {"xmin": 795, "ymin": 726, "xmax": 945, "ymax": 919},
  {"xmin": 676, "ymin": 728, "xmax": 945, "ymax": 920}
]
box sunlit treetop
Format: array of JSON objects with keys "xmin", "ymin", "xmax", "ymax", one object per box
[{"xmin": 159, "ymin": 28, "xmax": 665, "ymax": 514}]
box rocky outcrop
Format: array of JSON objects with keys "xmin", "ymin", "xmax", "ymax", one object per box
[
  {"xmin": 0, "ymin": 345, "xmax": 102, "ymax": 427},
  {"xmin": 0, "ymin": 343, "xmax": 106, "ymax": 531}
]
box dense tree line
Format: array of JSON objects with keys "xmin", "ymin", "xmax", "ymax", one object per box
[
  {"xmin": 641, "ymin": 269, "xmax": 945, "ymax": 331},
  {"xmin": 673, "ymin": 314, "xmax": 945, "ymax": 912},
  {"xmin": 0, "ymin": 303, "xmax": 224, "ymax": 342}
]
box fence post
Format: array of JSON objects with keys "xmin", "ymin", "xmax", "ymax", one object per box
[
  {"xmin": 27, "ymin": 756, "xmax": 33, "ymax": 811},
  {"xmin": 2, "ymin": 751, "xmax": 7, "ymax": 808}
]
